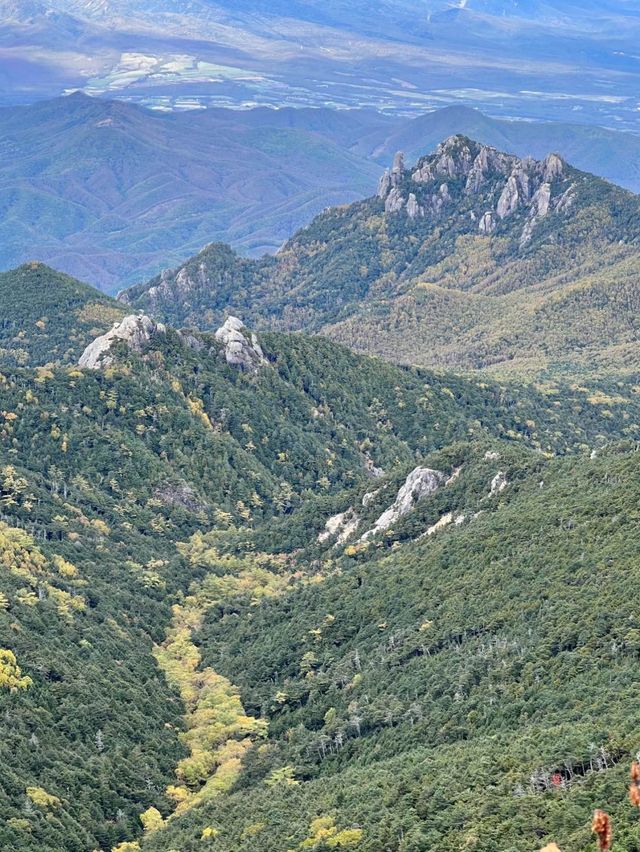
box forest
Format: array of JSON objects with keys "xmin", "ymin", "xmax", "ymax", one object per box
[{"xmin": 1, "ymin": 278, "xmax": 640, "ymax": 850}]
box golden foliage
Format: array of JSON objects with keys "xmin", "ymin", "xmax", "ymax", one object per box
[
  {"xmin": 0, "ymin": 650, "xmax": 32, "ymax": 691},
  {"xmin": 25, "ymin": 786, "xmax": 60, "ymax": 809},
  {"xmin": 296, "ymin": 815, "xmax": 363, "ymax": 849},
  {"xmin": 154, "ymin": 543, "xmax": 287, "ymax": 821}
]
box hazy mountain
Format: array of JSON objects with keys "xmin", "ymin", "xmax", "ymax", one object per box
[
  {"xmin": 0, "ymin": 93, "xmax": 385, "ymax": 290},
  {"xmin": 2, "ymin": 0, "xmax": 640, "ymax": 128},
  {"xmin": 122, "ymin": 135, "xmax": 640, "ymax": 377}
]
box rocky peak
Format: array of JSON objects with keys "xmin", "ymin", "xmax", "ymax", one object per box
[
  {"xmin": 79, "ymin": 314, "xmax": 166, "ymax": 369},
  {"xmin": 377, "ymin": 149, "xmax": 406, "ymax": 201},
  {"xmin": 376, "ymin": 135, "xmax": 571, "ymax": 245},
  {"xmin": 214, "ymin": 316, "xmax": 267, "ymax": 372}
]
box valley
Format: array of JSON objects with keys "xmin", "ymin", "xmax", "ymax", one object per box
[{"xmin": 1, "ymin": 265, "xmax": 640, "ymax": 848}]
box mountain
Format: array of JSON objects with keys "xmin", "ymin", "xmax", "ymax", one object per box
[
  {"xmin": 0, "ymin": 93, "xmax": 385, "ymax": 290},
  {"xmin": 122, "ymin": 135, "xmax": 640, "ymax": 377},
  {"xmin": 7, "ymin": 95, "xmax": 640, "ymax": 295},
  {"xmin": 368, "ymin": 105, "xmax": 640, "ymax": 194},
  {"xmin": 3, "ymin": 0, "xmax": 640, "ymax": 129},
  {"xmin": 3, "ymin": 276, "xmax": 640, "ymax": 850}
]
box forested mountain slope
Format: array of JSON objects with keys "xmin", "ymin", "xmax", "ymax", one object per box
[
  {"xmin": 2, "ymin": 280, "xmax": 640, "ymax": 849},
  {"xmin": 142, "ymin": 439, "xmax": 640, "ymax": 852},
  {"xmin": 122, "ymin": 136, "xmax": 640, "ymax": 377}
]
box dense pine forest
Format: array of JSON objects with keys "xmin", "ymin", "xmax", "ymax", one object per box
[{"xmin": 1, "ymin": 262, "xmax": 640, "ymax": 850}]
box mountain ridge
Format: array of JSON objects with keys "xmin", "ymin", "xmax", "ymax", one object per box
[
  {"xmin": 6, "ymin": 94, "xmax": 640, "ymax": 294},
  {"xmin": 121, "ymin": 134, "xmax": 640, "ymax": 377}
]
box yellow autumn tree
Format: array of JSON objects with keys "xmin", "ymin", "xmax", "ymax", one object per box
[{"xmin": 0, "ymin": 650, "xmax": 32, "ymax": 691}]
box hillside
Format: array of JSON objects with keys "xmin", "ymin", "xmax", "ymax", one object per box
[
  {"xmin": 123, "ymin": 135, "xmax": 640, "ymax": 377},
  {"xmin": 140, "ymin": 439, "xmax": 640, "ymax": 852},
  {"xmin": 3, "ymin": 282, "xmax": 640, "ymax": 849},
  {"xmin": 0, "ymin": 262, "xmax": 125, "ymax": 367}
]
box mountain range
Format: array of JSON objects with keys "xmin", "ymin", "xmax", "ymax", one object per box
[
  {"xmin": 5, "ymin": 93, "xmax": 640, "ymax": 292},
  {"xmin": 3, "ymin": 0, "xmax": 640, "ymax": 130}
]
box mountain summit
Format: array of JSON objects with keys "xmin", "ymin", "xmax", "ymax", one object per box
[{"xmin": 377, "ymin": 136, "xmax": 570, "ymax": 247}]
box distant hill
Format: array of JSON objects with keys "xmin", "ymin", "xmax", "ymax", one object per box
[
  {"xmin": 5, "ymin": 94, "xmax": 640, "ymax": 296},
  {"xmin": 122, "ymin": 135, "xmax": 640, "ymax": 377},
  {"xmin": 0, "ymin": 93, "xmax": 386, "ymax": 291}
]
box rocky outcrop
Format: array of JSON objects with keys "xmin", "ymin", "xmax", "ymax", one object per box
[
  {"xmin": 490, "ymin": 471, "xmax": 508, "ymax": 496},
  {"xmin": 384, "ymin": 186, "xmax": 406, "ymax": 214},
  {"xmin": 79, "ymin": 314, "xmax": 166, "ymax": 369},
  {"xmin": 318, "ymin": 508, "xmax": 360, "ymax": 545},
  {"xmin": 362, "ymin": 487, "xmax": 382, "ymax": 507},
  {"xmin": 214, "ymin": 316, "xmax": 267, "ymax": 371},
  {"xmin": 154, "ymin": 482, "xmax": 209, "ymax": 514},
  {"xmin": 478, "ymin": 211, "xmax": 496, "ymax": 235},
  {"xmin": 425, "ymin": 511, "xmax": 453, "ymax": 537},
  {"xmin": 361, "ymin": 466, "xmax": 446, "ymax": 540},
  {"xmin": 497, "ymin": 173, "xmax": 521, "ymax": 219},
  {"xmin": 378, "ymin": 135, "xmax": 569, "ymax": 238},
  {"xmin": 406, "ymin": 193, "xmax": 421, "ymax": 219},
  {"xmin": 520, "ymin": 182, "xmax": 552, "ymax": 245},
  {"xmin": 377, "ymin": 169, "xmax": 391, "ymax": 199}
]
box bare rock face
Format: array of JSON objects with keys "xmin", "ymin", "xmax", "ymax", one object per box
[
  {"xmin": 79, "ymin": 314, "xmax": 166, "ymax": 369},
  {"xmin": 406, "ymin": 193, "xmax": 421, "ymax": 219},
  {"xmin": 384, "ymin": 186, "xmax": 406, "ymax": 214},
  {"xmin": 497, "ymin": 173, "xmax": 521, "ymax": 219},
  {"xmin": 214, "ymin": 316, "xmax": 267, "ymax": 371},
  {"xmin": 478, "ymin": 211, "xmax": 496, "ymax": 235},
  {"xmin": 520, "ymin": 182, "xmax": 553, "ymax": 245},
  {"xmin": 318, "ymin": 508, "xmax": 360, "ymax": 545},
  {"xmin": 490, "ymin": 471, "xmax": 508, "ymax": 495},
  {"xmin": 391, "ymin": 150, "xmax": 405, "ymax": 177},
  {"xmin": 543, "ymin": 153, "xmax": 564, "ymax": 181},
  {"xmin": 377, "ymin": 169, "xmax": 391, "ymax": 199},
  {"xmin": 361, "ymin": 466, "xmax": 446, "ymax": 540}
]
